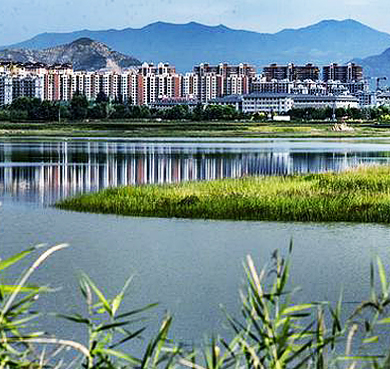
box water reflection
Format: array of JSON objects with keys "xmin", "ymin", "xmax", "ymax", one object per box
[{"xmin": 1, "ymin": 139, "xmax": 390, "ymax": 204}]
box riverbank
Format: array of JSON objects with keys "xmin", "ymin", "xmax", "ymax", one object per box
[
  {"xmin": 56, "ymin": 165, "xmax": 390, "ymax": 222},
  {"xmin": 1, "ymin": 120, "xmax": 390, "ymax": 138}
]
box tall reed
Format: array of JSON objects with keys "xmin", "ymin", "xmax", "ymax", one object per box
[{"xmin": 3, "ymin": 243, "xmax": 390, "ymax": 368}]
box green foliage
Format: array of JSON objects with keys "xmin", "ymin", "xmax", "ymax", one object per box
[
  {"xmin": 61, "ymin": 273, "xmax": 177, "ymax": 369},
  {"xmin": 96, "ymin": 91, "xmax": 109, "ymax": 104},
  {"xmin": 182, "ymin": 249, "xmax": 390, "ymax": 369},
  {"xmin": 9, "ymin": 109, "xmax": 29, "ymax": 122},
  {"xmin": 202, "ymin": 105, "xmax": 239, "ymax": 121},
  {"xmin": 89, "ymin": 103, "xmax": 108, "ymax": 120},
  {"xmin": 0, "ymin": 245, "xmax": 179, "ymax": 369},
  {"xmin": 0, "ymin": 245, "xmax": 68, "ymax": 368},
  {"xmin": 70, "ymin": 92, "xmax": 89, "ymax": 120}
]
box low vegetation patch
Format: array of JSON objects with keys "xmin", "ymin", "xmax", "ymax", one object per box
[{"xmin": 56, "ymin": 165, "xmax": 390, "ymax": 223}]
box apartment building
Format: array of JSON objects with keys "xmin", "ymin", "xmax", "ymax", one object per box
[
  {"xmin": 137, "ymin": 62, "xmax": 181, "ymax": 105},
  {"xmin": 193, "ymin": 63, "xmax": 255, "ymax": 102},
  {"xmin": 0, "ymin": 73, "xmax": 44, "ymax": 105},
  {"xmin": 13, "ymin": 74, "xmax": 44, "ymax": 101},
  {"xmin": 72, "ymin": 71, "xmax": 96, "ymax": 100},
  {"xmin": 376, "ymin": 92, "xmax": 390, "ymax": 106},
  {"xmin": 180, "ymin": 73, "xmax": 199, "ymax": 100},
  {"xmin": 251, "ymin": 78, "xmax": 324, "ymax": 94},
  {"xmin": 0, "ymin": 74, "xmax": 13, "ymax": 105},
  {"xmin": 44, "ymin": 64, "xmax": 73, "ymax": 101},
  {"xmin": 120, "ymin": 69, "xmax": 142, "ymax": 105},
  {"xmin": 263, "ymin": 63, "xmax": 320, "ymax": 82},
  {"xmin": 323, "ymin": 63, "xmax": 363, "ymax": 83},
  {"xmin": 251, "ymin": 78, "xmax": 366, "ymax": 98}
]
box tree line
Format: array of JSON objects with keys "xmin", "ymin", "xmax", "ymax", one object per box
[
  {"xmin": 287, "ymin": 106, "xmax": 390, "ymax": 121},
  {"xmin": 0, "ymin": 93, "xmax": 244, "ymax": 122},
  {"xmin": 1, "ymin": 93, "xmax": 390, "ymax": 122}
]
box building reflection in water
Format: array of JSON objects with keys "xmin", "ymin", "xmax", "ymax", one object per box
[{"xmin": 0, "ymin": 140, "xmax": 389, "ymax": 205}]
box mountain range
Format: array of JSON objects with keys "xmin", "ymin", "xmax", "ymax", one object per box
[
  {"xmin": 0, "ymin": 38, "xmax": 141, "ymax": 71},
  {"xmin": 2, "ymin": 19, "xmax": 390, "ymax": 75}
]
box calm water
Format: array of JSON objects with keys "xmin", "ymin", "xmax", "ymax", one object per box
[{"xmin": 1, "ymin": 137, "xmax": 390, "ymax": 351}]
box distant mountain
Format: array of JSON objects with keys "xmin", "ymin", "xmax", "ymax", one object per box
[
  {"xmin": 0, "ymin": 38, "xmax": 141, "ymax": 71},
  {"xmin": 351, "ymin": 47, "xmax": 390, "ymax": 82},
  {"xmin": 2, "ymin": 19, "xmax": 390, "ymax": 72}
]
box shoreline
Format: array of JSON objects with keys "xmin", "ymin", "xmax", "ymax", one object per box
[{"xmin": 2, "ymin": 120, "xmax": 390, "ymax": 138}]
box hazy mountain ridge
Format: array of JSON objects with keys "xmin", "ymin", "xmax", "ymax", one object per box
[
  {"xmin": 0, "ymin": 38, "xmax": 141, "ymax": 71},
  {"xmin": 351, "ymin": 47, "xmax": 390, "ymax": 81},
  {"xmin": 2, "ymin": 19, "xmax": 390, "ymax": 71}
]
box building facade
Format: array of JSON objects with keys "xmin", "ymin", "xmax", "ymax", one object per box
[
  {"xmin": 192, "ymin": 63, "xmax": 255, "ymax": 103},
  {"xmin": 323, "ymin": 63, "xmax": 363, "ymax": 83}
]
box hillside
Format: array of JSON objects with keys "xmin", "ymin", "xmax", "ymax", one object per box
[
  {"xmin": 352, "ymin": 47, "xmax": 390, "ymax": 81},
  {"xmin": 2, "ymin": 19, "xmax": 390, "ymax": 71},
  {"xmin": 0, "ymin": 38, "xmax": 141, "ymax": 71}
]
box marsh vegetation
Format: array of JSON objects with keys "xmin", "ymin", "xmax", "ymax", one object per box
[{"xmin": 57, "ymin": 165, "xmax": 390, "ymax": 223}]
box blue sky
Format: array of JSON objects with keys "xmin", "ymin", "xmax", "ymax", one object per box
[{"xmin": 0, "ymin": 0, "xmax": 388, "ymax": 45}]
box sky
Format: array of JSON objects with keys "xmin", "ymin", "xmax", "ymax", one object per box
[{"xmin": 0, "ymin": 0, "xmax": 389, "ymax": 45}]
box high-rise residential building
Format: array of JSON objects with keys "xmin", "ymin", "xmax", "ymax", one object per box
[
  {"xmin": 12, "ymin": 75, "xmax": 44, "ymax": 101},
  {"xmin": 0, "ymin": 75, "xmax": 13, "ymax": 105},
  {"xmin": 0, "ymin": 73, "xmax": 44, "ymax": 105},
  {"xmin": 72, "ymin": 71, "xmax": 97, "ymax": 100},
  {"xmin": 180, "ymin": 73, "xmax": 199, "ymax": 100},
  {"xmin": 137, "ymin": 62, "xmax": 181, "ymax": 105},
  {"xmin": 44, "ymin": 64, "xmax": 73, "ymax": 101},
  {"xmin": 193, "ymin": 63, "xmax": 255, "ymax": 102},
  {"xmin": 323, "ymin": 63, "xmax": 363, "ymax": 83},
  {"xmin": 263, "ymin": 63, "xmax": 320, "ymax": 82},
  {"xmin": 120, "ymin": 69, "xmax": 141, "ymax": 105}
]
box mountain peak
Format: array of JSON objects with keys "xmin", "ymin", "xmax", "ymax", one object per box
[
  {"xmin": 306, "ymin": 18, "xmax": 378, "ymax": 31},
  {"xmin": 0, "ymin": 38, "xmax": 141, "ymax": 71}
]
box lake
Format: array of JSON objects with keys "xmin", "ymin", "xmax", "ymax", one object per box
[{"xmin": 1, "ymin": 136, "xmax": 390, "ymax": 352}]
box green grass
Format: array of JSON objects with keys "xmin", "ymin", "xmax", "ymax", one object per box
[
  {"xmin": 56, "ymin": 165, "xmax": 390, "ymax": 223},
  {"xmin": 2, "ymin": 120, "xmax": 390, "ymax": 138}
]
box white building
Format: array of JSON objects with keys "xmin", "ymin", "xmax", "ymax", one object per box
[
  {"xmin": 210, "ymin": 93, "xmax": 359, "ymax": 114},
  {"xmin": 376, "ymin": 93, "xmax": 390, "ymax": 106},
  {"xmin": 242, "ymin": 93, "xmax": 294, "ymax": 113}
]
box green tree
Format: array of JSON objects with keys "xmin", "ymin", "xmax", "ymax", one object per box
[
  {"xmin": 192, "ymin": 103, "xmax": 204, "ymax": 121},
  {"xmin": 70, "ymin": 92, "xmax": 89, "ymax": 120},
  {"xmin": 110, "ymin": 104, "xmax": 128, "ymax": 119},
  {"xmin": 95, "ymin": 91, "xmax": 109, "ymax": 103}
]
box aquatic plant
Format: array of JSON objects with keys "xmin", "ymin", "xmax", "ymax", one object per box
[
  {"xmin": 0, "ymin": 245, "xmax": 179, "ymax": 368},
  {"xmin": 3, "ymin": 243, "xmax": 390, "ymax": 368}
]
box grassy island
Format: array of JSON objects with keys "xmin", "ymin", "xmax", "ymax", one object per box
[{"xmin": 56, "ymin": 165, "xmax": 390, "ymax": 223}]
